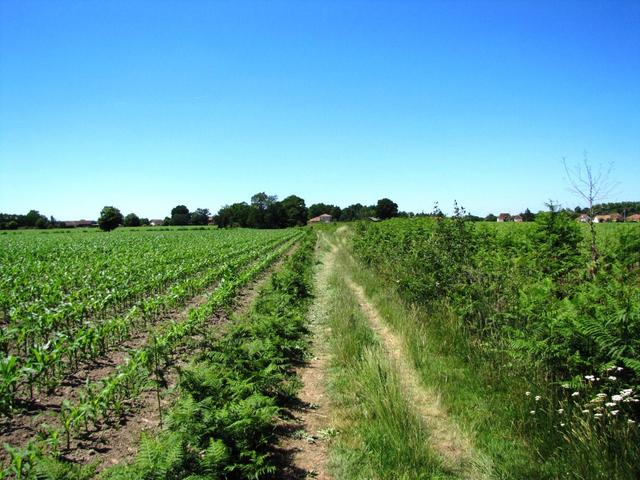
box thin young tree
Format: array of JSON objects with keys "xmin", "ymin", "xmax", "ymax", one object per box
[{"xmin": 562, "ymin": 154, "xmax": 617, "ymax": 276}]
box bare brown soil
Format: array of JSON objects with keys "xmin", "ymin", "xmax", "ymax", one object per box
[{"xmin": 276, "ymin": 235, "xmax": 335, "ymax": 479}]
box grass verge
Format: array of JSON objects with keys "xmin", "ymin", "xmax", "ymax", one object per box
[{"xmin": 322, "ymin": 237, "xmax": 456, "ymax": 480}]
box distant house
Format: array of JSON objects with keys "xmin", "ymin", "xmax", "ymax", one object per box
[
  {"xmin": 307, "ymin": 213, "xmax": 332, "ymax": 225},
  {"xmin": 150, "ymin": 219, "xmax": 164, "ymax": 226},
  {"xmin": 497, "ymin": 213, "xmax": 511, "ymax": 222},
  {"xmin": 594, "ymin": 213, "xmax": 623, "ymax": 223},
  {"xmin": 62, "ymin": 220, "xmax": 97, "ymax": 228},
  {"xmin": 627, "ymin": 214, "xmax": 640, "ymax": 222},
  {"xmin": 577, "ymin": 214, "xmax": 591, "ymax": 223},
  {"xmin": 512, "ymin": 215, "xmax": 524, "ymax": 223}
]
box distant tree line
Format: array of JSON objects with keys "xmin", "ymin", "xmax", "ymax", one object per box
[
  {"xmin": 11, "ymin": 198, "xmax": 634, "ymax": 233},
  {"xmin": 574, "ymin": 202, "xmax": 640, "ymax": 216},
  {"xmin": 215, "ymin": 194, "xmax": 402, "ymax": 228},
  {"xmin": 216, "ymin": 193, "xmax": 308, "ymax": 228},
  {"xmin": 162, "ymin": 205, "xmax": 211, "ymax": 226},
  {"xmin": 0, "ymin": 210, "xmax": 58, "ymax": 230}
]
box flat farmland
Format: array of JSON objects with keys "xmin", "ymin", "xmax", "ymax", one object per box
[{"xmin": 0, "ymin": 227, "xmax": 303, "ymax": 471}]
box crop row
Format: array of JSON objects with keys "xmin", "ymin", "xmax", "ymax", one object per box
[
  {"xmin": 3, "ymin": 230, "xmax": 316, "ymax": 479},
  {"xmin": 0, "ymin": 229, "xmax": 294, "ymax": 355},
  {"xmin": 2, "ymin": 232, "xmax": 302, "ymax": 470},
  {"xmin": 0, "ymin": 232, "xmax": 299, "ymax": 414}
]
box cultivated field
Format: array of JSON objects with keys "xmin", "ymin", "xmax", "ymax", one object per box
[
  {"xmin": 0, "ymin": 227, "xmax": 306, "ymax": 476},
  {"xmin": 1, "ymin": 217, "xmax": 639, "ymax": 479}
]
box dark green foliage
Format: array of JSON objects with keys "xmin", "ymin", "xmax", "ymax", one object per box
[
  {"xmin": 576, "ymin": 201, "xmax": 640, "ymax": 216},
  {"xmin": 375, "ymin": 198, "xmax": 398, "ymax": 220},
  {"xmin": 532, "ymin": 203, "xmax": 584, "ymax": 285},
  {"xmin": 98, "ymin": 206, "xmax": 123, "ymax": 232},
  {"xmin": 521, "ymin": 208, "xmax": 535, "ymax": 222},
  {"xmin": 190, "ymin": 208, "xmax": 210, "ymax": 226},
  {"xmin": 308, "ymin": 203, "xmax": 341, "ymax": 220},
  {"xmin": 216, "ymin": 202, "xmax": 253, "ymax": 228},
  {"xmin": 352, "ymin": 209, "xmax": 640, "ymax": 477},
  {"xmin": 98, "ymin": 231, "xmax": 316, "ymax": 479},
  {"xmin": 170, "ymin": 205, "xmax": 191, "ymax": 226},
  {"xmin": 217, "ymin": 193, "xmax": 310, "ymax": 229},
  {"xmin": 123, "ymin": 213, "xmax": 141, "ymax": 227},
  {"xmin": 0, "ymin": 210, "xmax": 51, "ymax": 230},
  {"xmin": 339, "ymin": 203, "xmax": 376, "ymax": 221},
  {"xmin": 280, "ymin": 195, "xmax": 308, "ymax": 227}
]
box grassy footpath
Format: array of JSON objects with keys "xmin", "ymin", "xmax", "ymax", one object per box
[
  {"xmin": 344, "ymin": 250, "xmax": 539, "ymax": 478},
  {"xmin": 331, "ymin": 225, "xmax": 547, "ymax": 479},
  {"xmin": 317, "ymin": 232, "xmax": 457, "ymax": 480},
  {"xmin": 321, "ymin": 227, "xmax": 554, "ymax": 479},
  {"xmin": 6, "ymin": 231, "xmax": 316, "ymax": 479}
]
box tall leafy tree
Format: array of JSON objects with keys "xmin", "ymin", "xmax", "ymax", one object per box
[
  {"xmin": 376, "ymin": 198, "xmax": 399, "ymax": 220},
  {"xmin": 170, "ymin": 205, "xmax": 190, "ymax": 226},
  {"xmin": 123, "ymin": 213, "xmax": 141, "ymax": 227},
  {"xmin": 340, "ymin": 203, "xmax": 375, "ymax": 221},
  {"xmin": 280, "ymin": 195, "xmax": 308, "ymax": 226},
  {"xmin": 308, "ymin": 203, "xmax": 341, "ymax": 220},
  {"xmin": 216, "ymin": 203, "xmax": 252, "ymax": 228},
  {"xmin": 250, "ymin": 193, "xmax": 278, "ymax": 228},
  {"xmin": 98, "ymin": 206, "xmax": 123, "ymax": 232},
  {"xmin": 521, "ymin": 208, "xmax": 535, "ymax": 222},
  {"xmin": 190, "ymin": 208, "xmax": 210, "ymax": 225}
]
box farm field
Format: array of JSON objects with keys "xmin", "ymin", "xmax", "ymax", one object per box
[
  {"xmin": 1, "ymin": 216, "xmax": 639, "ymax": 479},
  {"xmin": 0, "ymin": 227, "xmax": 306, "ymax": 476}
]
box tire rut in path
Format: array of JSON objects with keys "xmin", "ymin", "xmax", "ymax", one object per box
[{"xmin": 345, "ymin": 278, "xmax": 489, "ymax": 480}]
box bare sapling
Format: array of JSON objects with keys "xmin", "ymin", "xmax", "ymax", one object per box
[{"xmin": 563, "ymin": 154, "xmax": 617, "ymax": 277}]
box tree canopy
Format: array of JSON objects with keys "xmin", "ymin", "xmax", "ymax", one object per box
[
  {"xmin": 170, "ymin": 205, "xmax": 191, "ymax": 226},
  {"xmin": 375, "ymin": 198, "xmax": 399, "ymax": 220},
  {"xmin": 98, "ymin": 206, "xmax": 123, "ymax": 232},
  {"xmin": 123, "ymin": 213, "xmax": 141, "ymax": 227}
]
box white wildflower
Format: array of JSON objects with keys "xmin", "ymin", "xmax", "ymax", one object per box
[
  {"xmin": 596, "ymin": 393, "xmax": 607, "ymax": 398},
  {"xmin": 525, "ymin": 391, "xmax": 531, "ymax": 396},
  {"xmin": 608, "ymin": 376, "xmax": 617, "ymax": 381},
  {"xmin": 560, "ymin": 423, "xmax": 566, "ymax": 427},
  {"xmin": 582, "ymin": 409, "xmax": 589, "ymax": 414},
  {"xmin": 611, "ymin": 410, "xmax": 619, "ymax": 416},
  {"xmin": 605, "ymin": 402, "xmax": 617, "ymax": 407},
  {"xmin": 535, "ymin": 395, "xmax": 541, "ymax": 401},
  {"xmin": 562, "ymin": 384, "xmax": 570, "ymax": 389},
  {"xmin": 611, "ymin": 395, "xmax": 623, "ymax": 402},
  {"xmin": 584, "ymin": 375, "xmax": 595, "ymax": 381},
  {"xmin": 594, "ymin": 413, "xmax": 603, "ymax": 418},
  {"xmin": 616, "ymin": 366, "xmax": 623, "ymax": 372},
  {"xmin": 571, "ymin": 391, "xmax": 580, "ymax": 397},
  {"xmin": 557, "ymin": 409, "xmax": 564, "ymax": 414},
  {"xmin": 628, "ymin": 420, "xmax": 636, "ymax": 424},
  {"xmin": 530, "ymin": 410, "xmax": 536, "ymax": 415}
]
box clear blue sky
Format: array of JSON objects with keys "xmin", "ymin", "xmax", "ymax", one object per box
[{"xmin": 1, "ymin": 0, "xmax": 639, "ymax": 219}]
